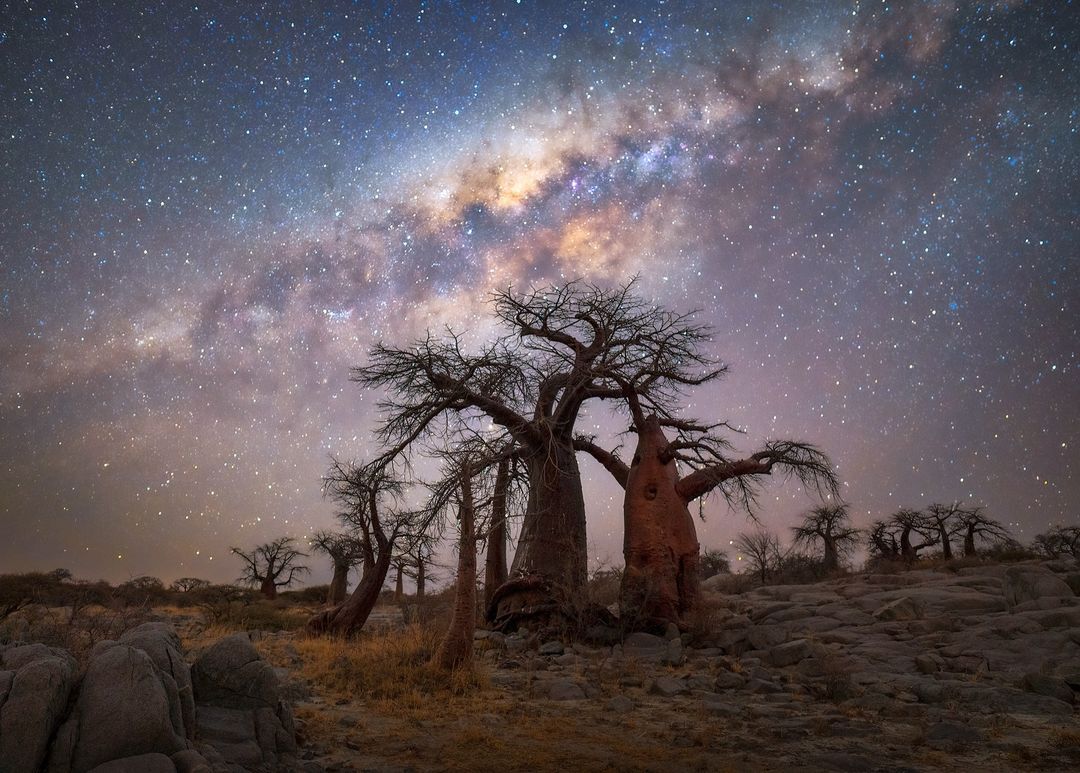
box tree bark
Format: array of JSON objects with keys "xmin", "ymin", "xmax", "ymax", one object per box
[
  {"xmin": 821, "ymin": 537, "xmax": 838, "ymax": 573},
  {"xmin": 620, "ymin": 416, "xmax": 700, "ymax": 629},
  {"xmin": 493, "ymin": 438, "xmax": 587, "ymax": 625},
  {"xmin": 394, "ymin": 566, "xmax": 404, "ymax": 601},
  {"xmin": 259, "ymin": 577, "xmax": 277, "ymax": 600},
  {"xmin": 416, "ymin": 558, "xmax": 426, "ymax": 599},
  {"xmin": 484, "ymin": 459, "xmax": 510, "ymax": 611},
  {"xmin": 327, "ymin": 561, "xmax": 349, "ymax": 604},
  {"xmin": 963, "ymin": 529, "xmax": 976, "ymax": 557},
  {"xmin": 307, "ymin": 549, "xmax": 392, "ymax": 636},
  {"xmin": 434, "ymin": 468, "xmax": 477, "ymax": 670},
  {"xmin": 938, "ymin": 524, "xmax": 953, "ymax": 560}
]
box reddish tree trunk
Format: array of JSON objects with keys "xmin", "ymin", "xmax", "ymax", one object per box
[
  {"xmin": 484, "ymin": 459, "xmax": 509, "ymax": 612},
  {"xmin": 259, "ymin": 577, "xmax": 277, "ymax": 600},
  {"xmin": 493, "ymin": 439, "xmax": 587, "ymax": 624},
  {"xmin": 620, "ymin": 417, "xmax": 700, "ymax": 628},
  {"xmin": 307, "ymin": 549, "xmax": 392, "ymax": 636},
  {"xmin": 434, "ymin": 469, "xmax": 477, "ymax": 670}
]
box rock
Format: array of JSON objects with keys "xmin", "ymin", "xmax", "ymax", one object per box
[
  {"xmin": 191, "ymin": 634, "xmax": 278, "ymax": 710},
  {"xmin": 87, "ymin": 753, "xmax": 178, "ymax": 773},
  {"xmin": 0, "ymin": 644, "xmax": 77, "ymax": 773},
  {"xmin": 69, "ymin": 642, "xmax": 188, "ymax": 772},
  {"xmin": 171, "ymin": 748, "xmax": 214, "ymax": 773},
  {"xmin": 119, "ymin": 623, "xmax": 195, "ymax": 740},
  {"xmin": 713, "ymin": 671, "xmax": 747, "ymax": 690},
  {"xmin": 1003, "ymin": 566, "xmax": 1075, "ymax": 609},
  {"xmin": 553, "ymin": 653, "xmax": 578, "ymax": 666},
  {"xmin": 1021, "ymin": 673, "xmax": 1074, "ymax": 704},
  {"xmin": 768, "ymin": 638, "xmax": 813, "ymax": 667},
  {"xmin": 925, "ymin": 721, "xmax": 984, "ymax": 744},
  {"xmin": 746, "ymin": 625, "xmax": 787, "ymax": 651},
  {"xmin": 872, "ymin": 597, "xmax": 921, "ymax": 621},
  {"xmin": 538, "ymin": 640, "xmax": 564, "ymax": 656},
  {"xmin": 649, "ymin": 676, "xmax": 688, "ymax": 697},
  {"xmin": 914, "ymin": 654, "xmax": 943, "ymax": 674},
  {"xmin": 701, "ymin": 694, "xmax": 741, "ymax": 717},
  {"xmin": 547, "ymin": 680, "xmax": 586, "ymax": 700},
  {"xmin": 195, "ymin": 706, "xmax": 262, "ymax": 767},
  {"xmin": 606, "ymin": 695, "xmax": 634, "ymax": 713}
]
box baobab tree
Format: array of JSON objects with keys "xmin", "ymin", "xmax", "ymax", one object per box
[
  {"xmin": 575, "ymin": 400, "xmax": 837, "ymax": 627},
  {"xmin": 1032, "ymin": 525, "xmax": 1080, "ymax": 559},
  {"xmin": 307, "ymin": 460, "xmax": 415, "ymax": 636},
  {"xmin": 954, "ymin": 506, "xmax": 1011, "ymax": 557},
  {"xmin": 867, "ymin": 520, "xmax": 901, "ymax": 561},
  {"xmin": 355, "ymin": 279, "xmax": 724, "ymax": 623},
  {"xmin": 733, "ymin": 529, "xmax": 783, "ymax": 585},
  {"xmin": 923, "ymin": 502, "xmax": 966, "ymax": 560},
  {"xmin": 231, "ymin": 538, "xmax": 309, "ymax": 600},
  {"xmin": 309, "ymin": 530, "xmax": 366, "ymax": 604},
  {"xmin": 791, "ymin": 504, "xmax": 860, "ymax": 573},
  {"xmin": 888, "ymin": 508, "xmax": 937, "ymax": 563}
]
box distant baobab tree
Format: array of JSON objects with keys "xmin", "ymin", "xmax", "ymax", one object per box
[
  {"xmin": 169, "ymin": 577, "xmax": 211, "ymax": 593},
  {"xmin": 791, "ymin": 504, "xmax": 860, "ymax": 573},
  {"xmin": 231, "ymin": 537, "xmax": 309, "ymax": 600},
  {"xmin": 954, "ymin": 506, "xmax": 1011, "ymax": 557},
  {"xmin": 1032, "ymin": 525, "xmax": 1080, "ymax": 560},
  {"xmin": 734, "ymin": 529, "xmax": 784, "ymax": 585}
]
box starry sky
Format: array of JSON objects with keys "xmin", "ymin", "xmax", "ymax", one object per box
[{"xmin": 1, "ymin": 1, "xmax": 1076, "ymax": 585}]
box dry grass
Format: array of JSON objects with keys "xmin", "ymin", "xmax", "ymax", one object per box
[
  {"xmin": 1050, "ymin": 727, "xmax": 1080, "ymax": 748},
  {"xmin": 296, "ymin": 623, "xmax": 486, "ymax": 708}
]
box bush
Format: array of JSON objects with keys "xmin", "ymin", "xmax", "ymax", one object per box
[{"xmin": 280, "ymin": 584, "xmax": 331, "ymax": 605}]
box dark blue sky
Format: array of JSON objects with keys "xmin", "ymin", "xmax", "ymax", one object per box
[{"xmin": 1, "ymin": 1, "xmax": 1076, "ymax": 583}]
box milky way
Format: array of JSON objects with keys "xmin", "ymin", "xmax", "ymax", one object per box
[{"xmin": 1, "ymin": 1, "xmax": 1076, "ymax": 584}]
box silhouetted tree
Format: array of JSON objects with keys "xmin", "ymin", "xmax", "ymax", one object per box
[
  {"xmin": 310, "ymin": 530, "xmax": 365, "ymax": 604},
  {"xmin": 431, "ymin": 456, "xmax": 479, "ymax": 671},
  {"xmin": 889, "ymin": 508, "xmax": 936, "ymax": 563},
  {"xmin": 231, "ymin": 538, "xmax": 309, "ymax": 599},
  {"xmin": 700, "ymin": 549, "xmax": 731, "ymax": 579},
  {"xmin": 791, "ymin": 504, "xmax": 860, "ymax": 572},
  {"xmin": 954, "ymin": 506, "xmax": 1011, "ymax": 557},
  {"xmin": 170, "ymin": 577, "xmax": 211, "ymax": 593},
  {"xmin": 734, "ymin": 529, "xmax": 783, "ymax": 585},
  {"xmin": 1032, "ymin": 525, "xmax": 1080, "ymax": 559},
  {"xmin": 923, "ymin": 502, "xmax": 967, "ymax": 560},
  {"xmin": 867, "ymin": 519, "xmax": 901, "ymax": 561},
  {"xmin": 307, "ymin": 461, "xmax": 414, "ymax": 636},
  {"xmin": 355, "ymin": 279, "xmax": 724, "ymax": 624}
]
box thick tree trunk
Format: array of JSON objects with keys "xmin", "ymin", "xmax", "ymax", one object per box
[
  {"xmin": 492, "ymin": 438, "xmax": 587, "ymax": 626},
  {"xmin": 259, "ymin": 577, "xmax": 277, "ymax": 600},
  {"xmin": 307, "ymin": 550, "xmax": 392, "ymax": 636},
  {"xmin": 938, "ymin": 524, "xmax": 953, "ymax": 560},
  {"xmin": 484, "ymin": 459, "xmax": 509, "ymax": 612},
  {"xmin": 327, "ymin": 562, "xmax": 349, "ymax": 604},
  {"xmin": 620, "ymin": 416, "xmax": 700, "ymax": 629},
  {"xmin": 822, "ymin": 538, "xmax": 838, "ymax": 573},
  {"xmin": 434, "ymin": 471, "xmax": 477, "ymax": 670},
  {"xmin": 964, "ymin": 529, "xmax": 976, "ymax": 557},
  {"xmin": 416, "ymin": 558, "xmax": 426, "ymax": 599}
]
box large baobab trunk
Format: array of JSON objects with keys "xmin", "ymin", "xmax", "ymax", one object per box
[
  {"xmin": 434, "ymin": 469, "xmax": 477, "ymax": 670},
  {"xmin": 415, "ymin": 557, "xmax": 426, "ymax": 599},
  {"xmin": 307, "ymin": 549, "xmax": 392, "ymax": 636},
  {"xmin": 492, "ymin": 440, "xmax": 587, "ymax": 626},
  {"xmin": 963, "ymin": 528, "xmax": 977, "ymax": 557},
  {"xmin": 259, "ymin": 577, "xmax": 277, "ymax": 600},
  {"xmin": 821, "ymin": 538, "xmax": 838, "ymax": 573},
  {"xmin": 937, "ymin": 524, "xmax": 953, "ymax": 560},
  {"xmin": 327, "ymin": 561, "xmax": 349, "ymax": 604},
  {"xmin": 621, "ymin": 417, "xmax": 700, "ymax": 628},
  {"xmin": 484, "ymin": 459, "xmax": 509, "ymax": 611}
]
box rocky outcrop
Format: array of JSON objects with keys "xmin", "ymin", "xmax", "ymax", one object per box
[
  {"xmin": 190, "ymin": 633, "xmax": 299, "ymax": 771},
  {"xmin": 0, "ymin": 643, "xmax": 78, "ymax": 773},
  {"xmin": 0, "ymin": 624, "xmax": 307, "ymax": 773}
]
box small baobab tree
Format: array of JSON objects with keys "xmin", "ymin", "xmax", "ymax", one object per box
[
  {"xmin": 1032, "ymin": 525, "xmax": 1080, "ymax": 559},
  {"xmin": 923, "ymin": 502, "xmax": 967, "ymax": 560},
  {"xmin": 791, "ymin": 504, "xmax": 860, "ymax": 573},
  {"xmin": 733, "ymin": 529, "xmax": 784, "ymax": 585},
  {"xmin": 231, "ymin": 538, "xmax": 309, "ymax": 600},
  {"xmin": 867, "ymin": 520, "xmax": 901, "ymax": 562},
  {"xmin": 307, "ymin": 460, "xmax": 415, "ymax": 636},
  {"xmin": 888, "ymin": 508, "xmax": 937, "ymax": 563},
  {"xmin": 310, "ymin": 530, "xmax": 366, "ymax": 604},
  {"xmin": 954, "ymin": 506, "xmax": 1011, "ymax": 557}
]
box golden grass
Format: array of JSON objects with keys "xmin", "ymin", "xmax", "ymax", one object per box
[{"xmin": 296, "ymin": 623, "xmax": 487, "ymax": 707}]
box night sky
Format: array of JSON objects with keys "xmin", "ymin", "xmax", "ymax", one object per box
[{"xmin": 1, "ymin": 1, "xmax": 1076, "ymax": 585}]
